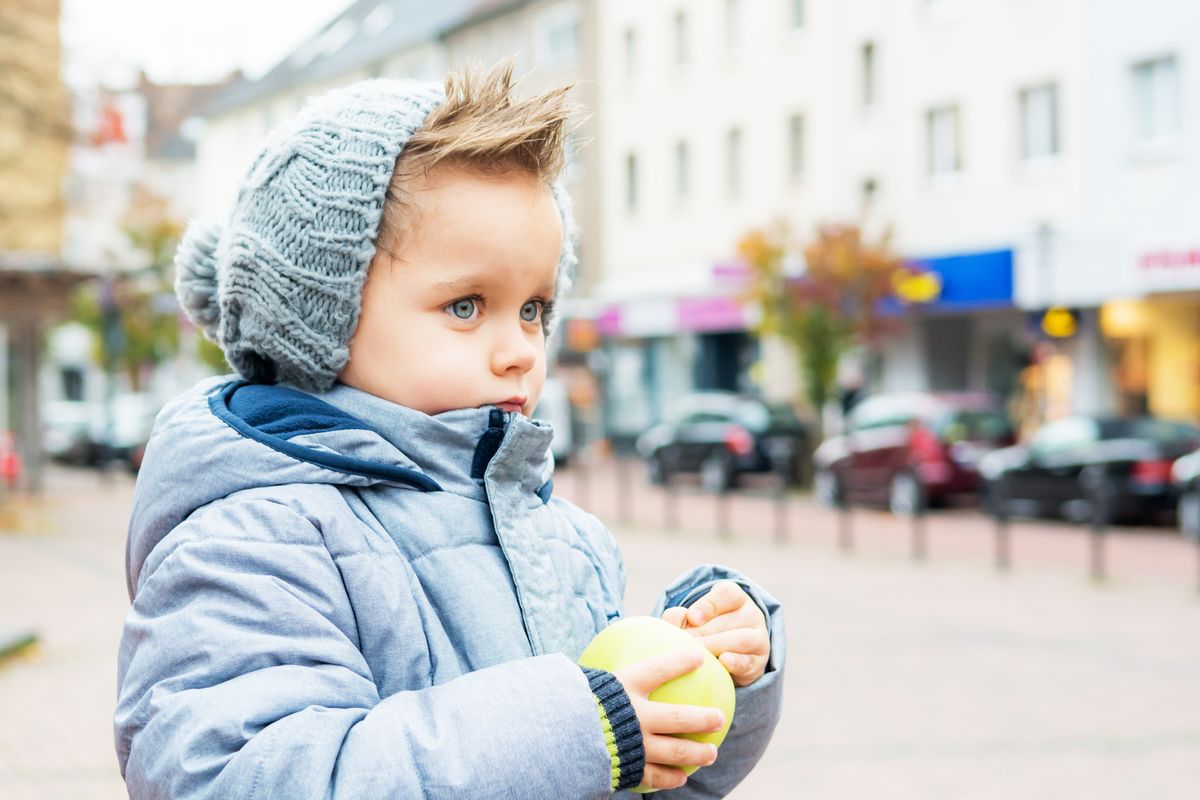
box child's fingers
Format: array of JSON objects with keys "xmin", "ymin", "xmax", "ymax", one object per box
[
  {"xmin": 639, "ymin": 763, "xmax": 690, "ymax": 793},
  {"xmin": 643, "ymin": 732, "xmax": 719, "ymax": 770},
  {"xmin": 696, "ymin": 627, "xmax": 770, "ymax": 659},
  {"xmin": 616, "ymin": 647, "xmax": 704, "ymax": 694},
  {"xmin": 661, "ymin": 606, "xmax": 688, "ymax": 628},
  {"xmin": 685, "ymin": 581, "xmax": 748, "ymax": 627},
  {"xmin": 720, "ymin": 652, "xmax": 766, "ymax": 685},
  {"xmin": 638, "ymin": 699, "xmax": 725, "ymax": 735}
]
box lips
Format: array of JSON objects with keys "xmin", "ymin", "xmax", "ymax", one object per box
[{"xmin": 496, "ymin": 397, "xmax": 527, "ymax": 413}]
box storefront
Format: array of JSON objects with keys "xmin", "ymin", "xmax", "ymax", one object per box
[{"xmin": 875, "ymin": 247, "xmax": 1024, "ymax": 403}]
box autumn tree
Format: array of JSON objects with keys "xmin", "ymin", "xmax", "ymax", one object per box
[{"xmin": 738, "ymin": 222, "xmax": 917, "ymax": 438}]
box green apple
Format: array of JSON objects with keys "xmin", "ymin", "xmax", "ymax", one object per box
[{"xmin": 578, "ymin": 615, "xmax": 736, "ymax": 787}]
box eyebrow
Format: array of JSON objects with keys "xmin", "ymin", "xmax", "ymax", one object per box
[{"xmin": 431, "ymin": 274, "xmax": 557, "ymax": 297}]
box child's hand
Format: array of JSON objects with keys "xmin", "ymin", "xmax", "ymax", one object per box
[
  {"xmin": 613, "ymin": 648, "xmax": 725, "ymax": 792},
  {"xmin": 662, "ymin": 581, "xmax": 770, "ymax": 687}
]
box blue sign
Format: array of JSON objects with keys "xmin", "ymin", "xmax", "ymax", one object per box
[{"xmin": 884, "ymin": 248, "xmax": 1014, "ymax": 314}]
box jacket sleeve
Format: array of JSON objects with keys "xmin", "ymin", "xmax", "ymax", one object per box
[
  {"xmin": 115, "ymin": 496, "xmax": 619, "ymax": 800},
  {"xmin": 627, "ymin": 565, "xmax": 786, "ymax": 799}
]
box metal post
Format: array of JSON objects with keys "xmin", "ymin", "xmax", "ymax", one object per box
[
  {"xmin": 1089, "ymin": 480, "xmax": 1110, "ymax": 584},
  {"xmin": 911, "ymin": 505, "xmax": 927, "ymax": 561},
  {"xmin": 992, "ymin": 478, "xmax": 1011, "ymax": 572},
  {"xmin": 774, "ymin": 482, "xmax": 788, "ymax": 543},
  {"xmin": 575, "ymin": 449, "xmax": 590, "ymax": 511},
  {"xmin": 616, "ymin": 453, "xmax": 632, "ymax": 526},
  {"xmin": 663, "ymin": 478, "xmax": 678, "ymax": 531},
  {"xmin": 838, "ymin": 500, "xmax": 853, "ymax": 553},
  {"xmin": 716, "ymin": 487, "xmax": 731, "ymax": 540}
]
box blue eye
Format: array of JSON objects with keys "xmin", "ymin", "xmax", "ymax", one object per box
[
  {"xmin": 520, "ymin": 301, "xmax": 542, "ymax": 323},
  {"xmin": 448, "ymin": 298, "xmax": 478, "ymax": 320}
]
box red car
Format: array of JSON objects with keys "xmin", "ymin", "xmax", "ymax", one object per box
[{"xmin": 813, "ymin": 392, "xmax": 1014, "ymax": 514}]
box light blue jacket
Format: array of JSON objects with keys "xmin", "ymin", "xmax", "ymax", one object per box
[{"xmin": 115, "ymin": 377, "xmax": 785, "ymax": 798}]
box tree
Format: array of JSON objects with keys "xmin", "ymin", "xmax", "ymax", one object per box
[
  {"xmin": 738, "ymin": 222, "xmax": 914, "ymax": 437},
  {"xmin": 68, "ymin": 187, "xmax": 183, "ymax": 391}
]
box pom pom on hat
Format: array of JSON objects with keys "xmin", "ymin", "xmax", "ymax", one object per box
[{"xmin": 174, "ymin": 217, "xmax": 225, "ymax": 343}]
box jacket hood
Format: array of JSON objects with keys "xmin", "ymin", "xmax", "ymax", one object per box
[{"xmin": 126, "ymin": 376, "xmax": 555, "ymax": 598}]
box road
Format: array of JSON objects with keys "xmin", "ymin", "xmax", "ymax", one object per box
[{"xmin": 1, "ymin": 464, "xmax": 1198, "ymax": 799}]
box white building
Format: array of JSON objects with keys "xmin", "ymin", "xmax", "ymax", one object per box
[{"xmin": 590, "ymin": 0, "xmax": 1199, "ymax": 437}]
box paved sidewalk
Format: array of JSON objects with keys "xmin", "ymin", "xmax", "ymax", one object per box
[{"xmin": 2, "ymin": 466, "xmax": 1199, "ymax": 798}]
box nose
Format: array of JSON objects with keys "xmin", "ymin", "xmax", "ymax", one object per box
[{"xmin": 489, "ymin": 320, "xmax": 537, "ymax": 376}]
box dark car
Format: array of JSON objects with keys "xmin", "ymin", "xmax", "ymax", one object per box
[
  {"xmin": 980, "ymin": 416, "xmax": 1200, "ymax": 524},
  {"xmin": 1171, "ymin": 449, "xmax": 1200, "ymax": 534},
  {"xmin": 635, "ymin": 392, "xmax": 808, "ymax": 492},
  {"xmin": 813, "ymin": 391, "xmax": 1014, "ymax": 514}
]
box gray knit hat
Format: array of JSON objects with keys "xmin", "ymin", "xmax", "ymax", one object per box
[{"xmin": 175, "ymin": 78, "xmax": 577, "ymax": 392}]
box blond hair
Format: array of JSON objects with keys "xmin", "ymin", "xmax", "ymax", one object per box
[{"xmin": 378, "ymin": 61, "xmax": 576, "ymax": 252}]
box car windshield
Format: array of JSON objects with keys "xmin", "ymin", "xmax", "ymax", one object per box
[
  {"xmin": 669, "ymin": 395, "xmax": 797, "ymax": 433},
  {"xmin": 933, "ymin": 409, "xmax": 1012, "ymax": 442},
  {"xmin": 1099, "ymin": 418, "xmax": 1200, "ymax": 444}
]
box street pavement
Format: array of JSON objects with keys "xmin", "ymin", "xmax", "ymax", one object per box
[{"xmin": 1, "ymin": 464, "xmax": 1199, "ymax": 799}]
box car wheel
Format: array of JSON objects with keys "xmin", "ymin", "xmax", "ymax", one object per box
[
  {"xmin": 1179, "ymin": 487, "xmax": 1200, "ymax": 537},
  {"xmin": 814, "ymin": 468, "xmax": 842, "ymax": 507},
  {"xmin": 889, "ymin": 471, "xmax": 925, "ymax": 517},
  {"xmin": 700, "ymin": 452, "xmax": 735, "ymax": 493}
]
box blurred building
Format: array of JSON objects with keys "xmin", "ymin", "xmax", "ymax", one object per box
[
  {"xmin": 1010, "ymin": 0, "xmax": 1200, "ymax": 424},
  {"xmin": 188, "ymin": 0, "xmax": 1200, "ymax": 442},
  {"xmin": 0, "ymin": 0, "xmax": 90, "ymax": 490}
]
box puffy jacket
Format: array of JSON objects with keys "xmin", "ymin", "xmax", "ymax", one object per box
[{"xmin": 115, "ymin": 377, "xmax": 786, "ymax": 798}]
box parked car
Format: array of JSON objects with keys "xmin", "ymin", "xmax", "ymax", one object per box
[
  {"xmin": 980, "ymin": 415, "xmax": 1200, "ymax": 524},
  {"xmin": 636, "ymin": 392, "xmax": 808, "ymax": 492},
  {"xmin": 42, "ymin": 393, "xmax": 159, "ymax": 470},
  {"xmin": 813, "ymin": 391, "xmax": 1014, "ymax": 514},
  {"xmin": 1172, "ymin": 449, "xmax": 1200, "ymax": 535}
]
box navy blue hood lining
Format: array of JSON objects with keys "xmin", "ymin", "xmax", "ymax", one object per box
[
  {"xmin": 209, "ymin": 381, "xmax": 442, "ymax": 492},
  {"xmin": 208, "ymin": 381, "xmax": 554, "ymax": 503}
]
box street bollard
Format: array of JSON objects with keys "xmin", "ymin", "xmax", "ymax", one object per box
[
  {"xmin": 716, "ymin": 486, "xmax": 732, "ymax": 540},
  {"xmin": 615, "ymin": 453, "xmax": 633, "ymax": 526},
  {"xmin": 837, "ymin": 498, "xmax": 853, "ymax": 553},
  {"xmin": 774, "ymin": 482, "xmax": 789, "ymax": 544},
  {"xmin": 771, "ymin": 450, "xmax": 792, "ymax": 544},
  {"xmin": 991, "ymin": 478, "xmax": 1011, "ymax": 572},
  {"xmin": 1089, "ymin": 478, "xmax": 1111, "ymax": 584},
  {"xmin": 574, "ymin": 451, "xmax": 590, "ymax": 512},
  {"xmin": 662, "ymin": 471, "xmax": 678, "ymax": 531},
  {"xmin": 910, "ymin": 502, "xmax": 927, "ymax": 562},
  {"xmin": 1178, "ymin": 488, "xmax": 1200, "ymax": 593}
]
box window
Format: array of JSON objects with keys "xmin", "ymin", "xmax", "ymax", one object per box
[
  {"xmin": 674, "ymin": 140, "xmax": 690, "ymax": 199},
  {"xmin": 537, "ymin": 4, "xmax": 579, "ymax": 67},
  {"xmin": 791, "ymin": 0, "xmax": 805, "ymax": 29},
  {"xmin": 927, "ymin": 105, "xmax": 962, "ymax": 176},
  {"xmin": 787, "ymin": 113, "xmax": 804, "ymax": 179},
  {"xmin": 725, "ymin": 0, "xmax": 742, "ymax": 50},
  {"xmin": 1019, "ymin": 83, "xmax": 1059, "ymax": 160},
  {"xmin": 861, "ymin": 42, "xmax": 877, "ymax": 108},
  {"xmin": 60, "ymin": 366, "xmax": 85, "ymax": 402},
  {"xmin": 1132, "ymin": 56, "xmax": 1180, "ymax": 142},
  {"xmin": 623, "ymin": 27, "xmax": 637, "ymax": 78},
  {"xmin": 726, "ymin": 127, "xmax": 743, "ymax": 196},
  {"xmin": 861, "ymin": 177, "xmax": 878, "ymax": 210},
  {"xmin": 673, "ymin": 10, "xmax": 688, "ymax": 66},
  {"xmin": 625, "ymin": 153, "xmax": 639, "ymax": 212}
]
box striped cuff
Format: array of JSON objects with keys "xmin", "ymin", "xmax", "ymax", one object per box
[{"xmin": 582, "ymin": 667, "xmax": 644, "ymax": 792}]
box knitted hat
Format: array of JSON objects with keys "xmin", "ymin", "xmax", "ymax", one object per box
[{"xmin": 175, "ymin": 78, "xmax": 577, "ymax": 392}]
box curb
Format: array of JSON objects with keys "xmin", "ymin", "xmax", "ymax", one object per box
[{"xmin": 0, "ymin": 628, "xmax": 38, "ymax": 664}]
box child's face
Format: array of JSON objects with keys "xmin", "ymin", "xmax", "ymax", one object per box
[{"xmin": 339, "ymin": 165, "xmax": 561, "ymax": 417}]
